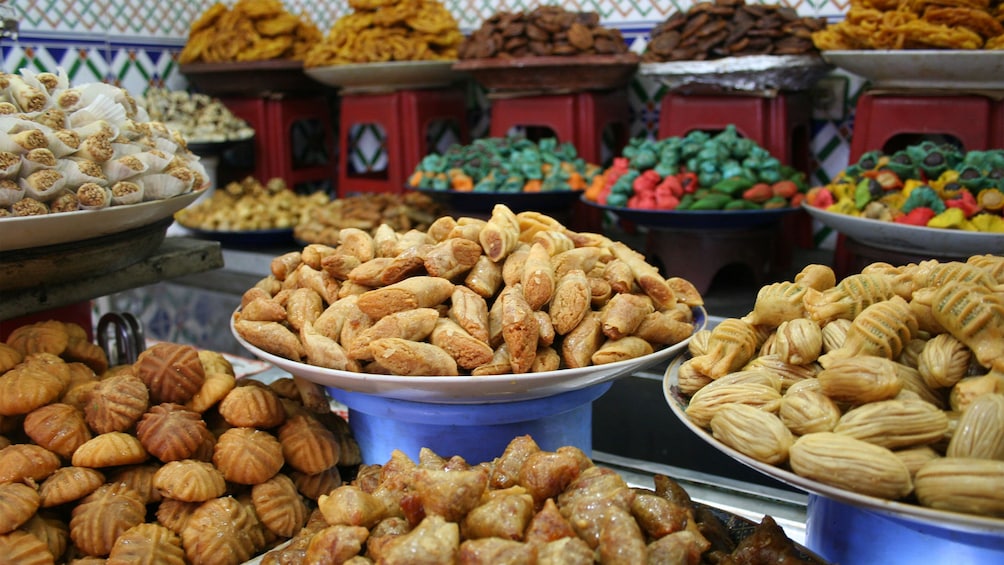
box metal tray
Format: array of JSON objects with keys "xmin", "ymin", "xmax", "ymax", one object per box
[
  {"xmin": 821, "ymin": 50, "xmax": 1004, "ymax": 90},
  {"xmin": 639, "ymin": 54, "xmax": 832, "ymax": 93}
]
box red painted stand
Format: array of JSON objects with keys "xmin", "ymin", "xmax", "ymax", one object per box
[
  {"xmin": 834, "ymin": 92, "xmax": 1001, "ymax": 277},
  {"xmin": 490, "ymin": 90, "xmax": 631, "ymax": 232},
  {"xmin": 220, "ymin": 96, "xmax": 336, "ymax": 187},
  {"xmin": 337, "ymin": 89, "xmax": 469, "ymax": 197}
]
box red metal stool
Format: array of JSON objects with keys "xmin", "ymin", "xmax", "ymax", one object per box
[
  {"xmin": 220, "ymin": 96, "xmax": 336, "ymax": 187},
  {"xmin": 490, "ymin": 90, "xmax": 631, "ymax": 232},
  {"xmin": 337, "ymin": 88, "xmax": 469, "ymax": 197},
  {"xmin": 832, "ymin": 92, "xmax": 999, "ymax": 278}
]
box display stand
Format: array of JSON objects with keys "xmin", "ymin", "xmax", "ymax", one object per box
[{"xmin": 337, "ymin": 88, "xmax": 469, "ymax": 197}]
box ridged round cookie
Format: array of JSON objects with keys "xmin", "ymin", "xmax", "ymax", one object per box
[
  {"xmin": 290, "ymin": 466, "xmax": 343, "ymax": 500},
  {"xmin": 21, "ymin": 514, "xmax": 69, "ymax": 563},
  {"xmin": 134, "ymin": 343, "xmax": 206, "ymax": 405},
  {"xmin": 278, "ymin": 414, "xmax": 340, "ymax": 475},
  {"xmin": 213, "ymin": 427, "xmax": 284, "ymax": 485},
  {"xmin": 107, "ymin": 522, "xmax": 185, "ymax": 565},
  {"xmin": 0, "ymin": 444, "xmax": 61, "ymax": 483},
  {"xmin": 155, "ymin": 498, "xmax": 201, "ymax": 535},
  {"xmin": 0, "ymin": 360, "xmax": 66, "ymax": 416},
  {"xmin": 5, "ymin": 320, "xmax": 69, "ymax": 356},
  {"xmin": 69, "ymin": 482, "xmax": 146, "ymax": 557},
  {"xmin": 185, "ymin": 370, "xmax": 236, "ymax": 414},
  {"xmin": 0, "ymin": 530, "xmax": 54, "ymax": 565},
  {"xmin": 0, "ymin": 482, "xmax": 40, "ymax": 534},
  {"xmin": 62, "ymin": 337, "xmax": 109, "ymax": 375},
  {"xmin": 60, "ymin": 379, "xmax": 100, "ymax": 413},
  {"xmin": 0, "ymin": 343, "xmax": 23, "ymax": 373},
  {"xmin": 218, "ymin": 383, "xmax": 286, "ymax": 429},
  {"xmin": 136, "ymin": 403, "xmax": 209, "ymax": 463},
  {"xmin": 107, "ymin": 464, "xmax": 162, "ymax": 505},
  {"xmin": 23, "ymin": 353, "xmax": 71, "ymax": 388},
  {"xmin": 71, "ymin": 432, "xmax": 148, "ymax": 468},
  {"xmin": 24, "ymin": 403, "xmax": 92, "ymax": 459},
  {"xmin": 251, "ymin": 473, "xmax": 310, "ymax": 537},
  {"xmin": 153, "ymin": 460, "xmax": 226, "ymax": 503},
  {"xmin": 38, "ymin": 466, "xmax": 105, "ymax": 508},
  {"xmin": 181, "ymin": 496, "xmax": 266, "ymax": 565},
  {"xmin": 83, "ymin": 373, "xmax": 150, "ymax": 434}
]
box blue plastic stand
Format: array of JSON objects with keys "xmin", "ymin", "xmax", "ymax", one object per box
[
  {"xmin": 805, "ymin": 494, "xmax": 1004, "ymax": 564},
  {"xmin": 326, "ymin": 382, "xmax": 613, "ymax": 465}
]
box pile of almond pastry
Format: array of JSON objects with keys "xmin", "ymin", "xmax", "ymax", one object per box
[
  {"xmin": 234, "ymin": 204, "xmax": 703, "ymax": 377},
  {"xmin": 679, "ymin": 255, "xmax": 1004, "ymax": 519},
  {"xmin": 0, "ymin": 320, "xmax": 359, "ymax": 563}
]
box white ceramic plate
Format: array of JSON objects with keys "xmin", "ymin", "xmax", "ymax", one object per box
[
  {"xmin": 305, "ymin": 61, "xmax": 462, "ymax": 93},
  {"xmin": 821, "ymin": 50, "xmax": 1004, "ymax": 90},
  {"xmin": 803, "ymin": 203, "xmax": 1004, "ymax": 255},
  {"xmin": 0, "ymin": 190, "xmax": 204, "ymax": 252},
  {"xmin": 663, "ymin": 353, "xmax": 1004, "ymax": 537},
  {"xmin": 233, "ymin": 307, "xmax": 706, "ymax": 404}
]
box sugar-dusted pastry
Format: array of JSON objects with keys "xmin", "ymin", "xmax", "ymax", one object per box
[
  {"xmin": 464, "ymin": 254, "xmax": 503, "ymax": 299},
  {"xmin": 133, "ymin": 342, "xmax": 206, "ymax": 404},
  {"xmin": 521, "ymin": 242, "xmax": 556, "ymax": 311},
  {"xmin": 424, "ymin": 237, "xmax": 483, "ymax": 281},
  {"xmin": 300, "ymin": 321, "xmax": 361, "ymax": 373},
  {"xmin": 501, "ymin": 243, "xmax": 531, "ymax": 287},
  {"xmin": 153, "ymin": 460, "xmax": 226, "ymax": 502},
  {"xmin": 561, "ymin": 312, "xmax": 605, "ymax": 369},
  {"xmin": 0, "ymin": 443, "xmax": 60, "ymax": 483},
  {"xmin": 600, "ymin": 293, "xmax": 654, "ymax": 340},
  {"xmin": 819, "ymin": 296, "xmax": 918, "ymax": 366},
  {"xmin": 38, "ymin": 466, "xmax": 104, "ymax": 507},
  {"xmin": 106, "ymin": 522, "xmax": 185, "ymax": 565},
  {"xmin": 213, "ymin": 427, "xmax": 284, "ymax": 485},
  {"xmin": 689, "ymin": 317, "xmax": 759, "ymax": 379},
  {"xmin": 338, "ymin": 227, "xmax": 376, "ymax": 263},
  {"xmin": 234, "ymin": 319, "xmax": 306, "ymax": 361},
  {"xmin": 430, "ymin": 318, "xmax": 494, "ymax": 371},
  {"xmin": 803, "ymin": 273, "xmax": 901, "ymax": 324},
  {"xmin": 369, "ymin": 338, "xmax": 459, "ymax": 376},
  {"xmin": 0, "ymin": 357, "xmax": 66, "ymax": 416},
  {"xmin": 24, "ymin": 403, "xmax": 91, "ymax": 458},
  {"xmin": 380, "ymin": 243, "xmax": 433, "ymax": 286},
  {"xmin": 181, "ymin": 496, "xmax": 266, "ymax": 565},
  {"xmin": 320, "ymin": 251, "xmax": 361, "ymax": 281},
  {"xmin": 301, "ymin": 243, "xmax": 339, "ymax": 269},
  {"xmin": 6, "ymin": 320, "xmax": 69, "ymax": 356},
  {"xmin": 0, "ymin": 481, "xmax": 40, "ymax": 534},
  {"xmin": 743, "ymin": 281, "xmax": 808, "ymax": 327},
  {"xmin": 278, "ymin": 414, "xmax": 340, "ymax": 475},
  {"xmin": 932, "ymin": 283, "xmax": 1004, "ymax": 371},
  {"xmin": 347, "ymin": 257, "xmax": 395, "ymax": 287},
  {"xmin": 356, "ymin": 276, "xmax": 455, "ymax": 320},
  {"xmin": 471, "ymin": 344, "xmax": 513, "ymax": 376},
  {"xmin": 591, "ymin": 336, "xmax": 654, "ymax": 365},
  {"xmin": 252, "ymin": 473, "xmax": 310, "ymax": 538},
  {"xmin": 313, "ymin": 294, "xmax": 360, "ymax": 341},
  {"xmin": 347, "ymin": 308, "xmax": 440, "ymax": 361},
  {"xmin": 84, "ymin": 373, "xmax": 149, "ymax": 434},
  {"xmin": 479, "ymin": 203, "xmax": 521, "ymax": 262},
  {"xmin": 72, "ymin": 432, "xmax": 148, "ymax": 468},
  {"xmin": 550, "ymin": 269, "xmax": 591, "ymax": 336},
  {"xmin": 218, "ymin": 383, "xmax": 286, "ymax": 429},
  {"xmin": 70, "ymin": 482, "xmax": 147, "ymax": 557},
  {"xmin": 285, "ymin": 287, "xmax": 323, "ymax": 332},
  {"xmin": 502, "ymin": 284, "xmax": 539, "ymax": 374},
  {"xmin": 449, "ymin": 286, "xmax": 490, "ymax": 345},
  {"xmin": 294, "ymin": 264, "xmax": 340, "ymax": 306}
]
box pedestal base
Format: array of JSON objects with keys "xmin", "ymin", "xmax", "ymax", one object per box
[
  {"xmin": 326, "ymin": 382, "xmax": 612, "ymax": 465},
  {"xmin": 806, "ymin": 495, "xmax": 1004, "ymax": 565}
]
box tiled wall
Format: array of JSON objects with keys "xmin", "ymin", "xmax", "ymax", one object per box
[{"xmin": 6, "ymin": 0, "xmax": 860, "ymax": 352}]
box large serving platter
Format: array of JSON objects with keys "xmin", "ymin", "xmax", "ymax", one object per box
[
  {"xmin": 178, "ymin": 225, "xmax": 296, "ymax": 247},
  {"xmin": 821, "ymin": 50, "xmax": 1004, "ymax": 90},
  {"xmin": 0, "ymin": 190, "xmax": 203, "ymax": 252},
  {"xmin": 803, "ymin": 204, "xmax": 1004, "ymax": 255},
  {"xmin": 663, "ymin": 353, "xmax": 1004, "ymax": 537},
  {"xmin": 180, "ymin": 60, "xmax": 322, "ymax": 97},
  {"xmin": 583, "ymin": 197, "xmax": 801, "ymax": 229},
  {"xmin": 639, "ymin": 54, "xmax": 832, "ymax": 92},
  {"xmin": 233, "ymin": 306, "xmax": 706, "ymax": 404},
  {"xmin": 453, "ymin": 54, "xmax": 639, "ymax": 93},
  {"xmin": 305, "ymin": 61, "xmax": 462, "ymax": 93},
  {"xmin": 413, "ymin": 187, "xmax": 583, "ymax": 215}
]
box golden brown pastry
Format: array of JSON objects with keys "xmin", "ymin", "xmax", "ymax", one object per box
[
  {"xmin": 0, "ymin": 443, "xmax": 61, "ymax": 483},
  {"xmin": 430, "ymin": 318, "xmax": 494, "ymax": 370},
  {"xmin": 252, "ymin": 473, "xmax": 310, "ymax": 538},
  {"xmin": 501, "ymin": 243, "xmax": 531, "ymax": 287},
  {"xmin": 5, "ymin": 320, "xmax": 69, "ymax": 356},
  {"xmin": 213, "ymin": 427, "xmax": 284, "ymax": 485},
  {"xmin": 38, "ymin": 466, "xmax": 104, "ymax": 507},
  {"xmin": 449, "ymin": 286, "xmax": 491, "ymax": 345},
  {"xmin": 153, "ymin": 459, "xmax": 227, "ymax": 502},
  {"xmin": 369, "ymin": 338, "xmax": 459, "ymax": 376},
  {"xmin": 521, "ymin": 242, "xmax": 556, "ymax": 311},
  {"xmin": 600, "ymin": 293, "xmax": 655, "ymax": 340},
  {"xmin": 180, "ymin": 496, "xmax": 266, "ymax": 565},
  {"xmin": 356, "ymin": 276, "xmax": 455, "ymax": 320},
  {"xmin": 502, "ymin": 284, "xmax": 539, "ymax": 374},
  {"xmin": 347, "ymin": 308, "xmax": 440, "ymax": 361},
  {"xmin": 479, "ymin": 204, "xmax": 521, "ymax": 262},
  {"xmin": 218, "ymin": 383, "xmax": 287, "ymax": 429},
  {"xmin": 819, "ymin": 296, "xmax": 918, "ymax": 366},
  {"xmin": 609, "ymin": 242, "xmax": 675, "ymax": 309},
  {"xmin": 0, "ymin": 529, "xmax": 53, "ymax": 565},
  {"xmin": 471, "ymin": 344, "xmax": 513, "ymax": 376},
  {"xmin": 23, "ymin": 403, "xmax": 91, "ymax": 459},
  {"xmin": 743, "ymin": 281, "xmax": 809, "ymax": 327},
  {"xmin": 550, "ymin": 269, "xmax": 592, "ymax": 335},
  {"xmin": 133, "ymin": 342, "xmax": 206, "ymax": 405},
  {"xmin": 932, "ymin": 283, "xmax": 1004, "ymax": 371},
  {"xmin": 70, "ymin": 482, "xmax": 147, "ymax": 557},
  {"xmin": 561, "ymin": 312, "xmax": 605, "ymax": 369},
  {"xmin": 803, "ymin": 273, "xmax": 899, "ymax": 323},
  {"xmin": 83, "ymin": 373, "xmax": 149, "ymax": 434},
  {"xmin": 592, "ymin": 336, "xmax": 654, "ymax": 365},
  {"xmin": 106, "ymin": 522, "xmax": 186, "ymax": 565},
  {"xmin": 136, "ymin": 403, "xmax": 211, "ymax": 463},
  {"xmin": 185, "ymin": 370, "xmax": 237, "ymax": 414},
  {"xmin": 278, "ymin": 414, "xmax": 340, "ymax": 475},
  {"xmin": 285, "ymin": 287, "xmax": 324, "ymax": 332},
  {"xmin": 71, "ymin": 432, "xmax": 148, "ymax": 468},
  {"xmin": 689, "ymin": 318, "xmax": 759, "ymax": 379},
  {"xmin": 0, "ymin": 481, "xmax": 40, "ymax": 534},
  {"xmin": 424, "ymin": 237, "xmax": 483, "ymax": 280},
  {"xmin": 300, "ymin": 321, "xmax": 362, "ymax": 372},
  {"xmin": 0, "ymin": 357, "xmax": 67, "ymax": 416},
  {"xmin": 234, "ymin": 319, "xmax": 306, "ymax": 361},
  {"xmin": 464, "ymin": 254, "xmax": 504, "ymax": 299}
]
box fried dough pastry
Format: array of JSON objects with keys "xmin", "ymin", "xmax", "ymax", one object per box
[
  {"xmin": 932, "ymin": 283, "xmax": 1004, "ymax": 370},
  {"xmin": 819, "ymin": 296, "xmax": 918, "ymax": 366},
  {"xmin": 480, "ymin": 203, "xmax": 522, "ymax": 263},
  {"xmin": 370, "ymin": 338, "xmax": 459, "ymax": 376},
  {"xmin": 689, "ymin": 318, "xmax": 759, "ymax": 379},
  {"xmin": 804, "ymin": 273, "xmax": 900, "ymax": 323},
  {"xmin": 180, "ymin": 1, "xmax": 321, "ymax": 63}
]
